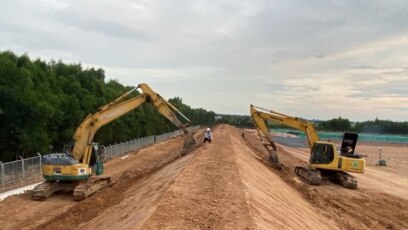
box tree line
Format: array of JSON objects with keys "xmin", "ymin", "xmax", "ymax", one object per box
[
  {"xmin": 318, "ymin": 117, "xmax": 408, "ymax": 135},
  {"xmin": 0, "ymin": 51, "xmax": 215, "ymax": 162},
  {"xmin": 216, "ymin": 114, "xmax": 408, "ymax": 135}
]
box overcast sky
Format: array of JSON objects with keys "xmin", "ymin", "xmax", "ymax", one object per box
[{"xmin": 1, "ymin": 0, "xmax": 408, "ymax": 121}]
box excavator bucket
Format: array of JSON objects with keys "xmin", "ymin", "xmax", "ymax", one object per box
[
  {"xmin": 181, "ymin": 133, "xmax": 198, "ymax": 156},
  {"xmin": 268, "ymin": 150, "xmax": 283, "ymax": 170}
]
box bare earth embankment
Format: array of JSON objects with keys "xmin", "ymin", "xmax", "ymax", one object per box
[{"xmin": 0, "ymin": 125, "xmax": 407, "ymax": 229}]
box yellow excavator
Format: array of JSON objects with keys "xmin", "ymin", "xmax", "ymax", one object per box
[
  {"xmin": 250, "ymin": 104, "xmax": 365, "ymax": 189},
  {"xmin": 33, "ymin": 83, "xmax": 197, "ymax": 201}
]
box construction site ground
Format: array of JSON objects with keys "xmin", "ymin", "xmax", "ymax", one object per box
[{"xmin": 0, "ymin": 125, "xmax": 407, "ymax": 230}]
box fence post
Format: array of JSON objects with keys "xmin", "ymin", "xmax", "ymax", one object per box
[
  {"xmin": 19, "ymin": 156, "xmax": 25, "ymax": 180},
  {"xmin": 0, "ymin": 161, "xmax": 3, "ymax": 187},
  {"xmin": 37, "ymin": 152, "xmax": 42, "ymax": 174}
]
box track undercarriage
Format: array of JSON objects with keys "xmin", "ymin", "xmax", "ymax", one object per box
[
  {"xmin": 294, "ymin": 166, "xmax": 358, "ymax": 189},
  {"xmin": 73, "ymin": 176, "xmax": 111, "ymax": 201},
  {"xmin": 32, "ymin": 181, "xmax": 75, "ymax": 201},
  {"xmin": 32, "ymin": 176, "xmax": 112, "ymax": 201}
]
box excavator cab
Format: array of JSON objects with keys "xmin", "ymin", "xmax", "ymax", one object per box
[{"xmin": 310, "ymin": 143, "xmax": 334, "ymax": 164}]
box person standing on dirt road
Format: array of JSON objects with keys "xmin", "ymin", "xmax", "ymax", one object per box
[{"xmin": 204, "ymin": 128, "xmax": 213, "ymax": 143}]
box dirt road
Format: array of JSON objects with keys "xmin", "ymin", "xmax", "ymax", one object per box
[{"xmin": 0, "ymin": 125, "xmax": 407, "ymax": 229}]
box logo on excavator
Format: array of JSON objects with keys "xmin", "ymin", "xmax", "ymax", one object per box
[
  {"xmin": 78, "ymin": 168, "xmax": 86, "ymax": 175},
  {"xmin": 352, "ymin": 161, "xmax": 359, "ymax": 169}
]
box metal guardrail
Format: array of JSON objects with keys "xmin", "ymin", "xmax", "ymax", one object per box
[{"xmin": 0, "ymin": 126, "xmax": 200, "ymax": 187}]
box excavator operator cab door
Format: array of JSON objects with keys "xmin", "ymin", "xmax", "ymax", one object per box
[
  {"xmin": 310, "ymin": 143, "xmax": 334, "ymax": 164},
  {"xmin": 340, "ymin": 132, "xmax": 358, "ymax": 157},
  {"xmin": 92, "ymin": 142, "xmax": 104, "ymax": 175},
  {"xmin": 90, "ymin": 143, "xmax": 104, "ymax": 175}
]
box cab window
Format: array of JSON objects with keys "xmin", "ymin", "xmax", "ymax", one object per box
[{"xmin": 310, "ymin": 143, "xmax": 334, "ymax": 164}]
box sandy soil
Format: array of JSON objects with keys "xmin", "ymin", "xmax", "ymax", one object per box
[
  {"xmin": 229, "ymin": 131, "xmax": 337, "ymax": 230},
  {"xmin": 0, "ymin": 125, "xmax": 407, "ymax": 230},
  {"xmin": 356, "ymin": 143, "xmax": 408, "ymax": 177}
]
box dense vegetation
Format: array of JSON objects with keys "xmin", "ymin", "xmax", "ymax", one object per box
[
  {"xmin": 215, "ymin": 114, "xmax": 289, "ymax": 129},
  {"xmin": 215, "ymin": 114, "xmax": 253, "ymax": 128},
  {"xmin": 0, "ymin": 51, "xmax": 215, "ymax": 162}
]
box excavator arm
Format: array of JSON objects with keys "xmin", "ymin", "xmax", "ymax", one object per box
[
  {"xmin": 250, "ymin": 104, "xmax": 319, "ymax": 149},
  {"xmin": 72, "ymin": 83, "xmax": 195, "ymax": 164},
  {"xmin": 250, "ymin": 104, "xmax": 319, "ymax": 168}
]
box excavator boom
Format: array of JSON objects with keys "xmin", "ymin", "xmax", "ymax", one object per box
[
  {"xmin": 250, "ymin": 105, "xmax": 319, "ymax": 150},
  {"xmin": 73, "ymin": 83, "xmax": 194, "ymax": 163}
]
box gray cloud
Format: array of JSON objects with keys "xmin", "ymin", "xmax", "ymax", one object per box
[
  {"xmin": 377, "ymin": 107, "xmax": 408, "ymax": 112},
  {"xmin": 52, "ymin": 10, "xmax": 153, "ymax": 42},
  {"xmin": 0, "ymin": 0, "xmax": 408, "ymax": 121}
]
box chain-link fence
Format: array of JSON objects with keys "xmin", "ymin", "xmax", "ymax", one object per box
[
  {"xmin": 103, "ymin": 136, "xmax": 155, "ymax": 160},
  {"xmin": 102, "ymin": 126, "xmax": 199, "ymax": 160},
  {"xmin": 0, "ymin": 153, "xmax": 42, "ymax": 186},
  {"xmin": 0, "ymin": 126, "xmax": 200, "ymax": 187}
]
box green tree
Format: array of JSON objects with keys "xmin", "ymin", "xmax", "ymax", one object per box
[{"xmin": 317, "ymin": 117, "xmax": 352, "ymax": 132}]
